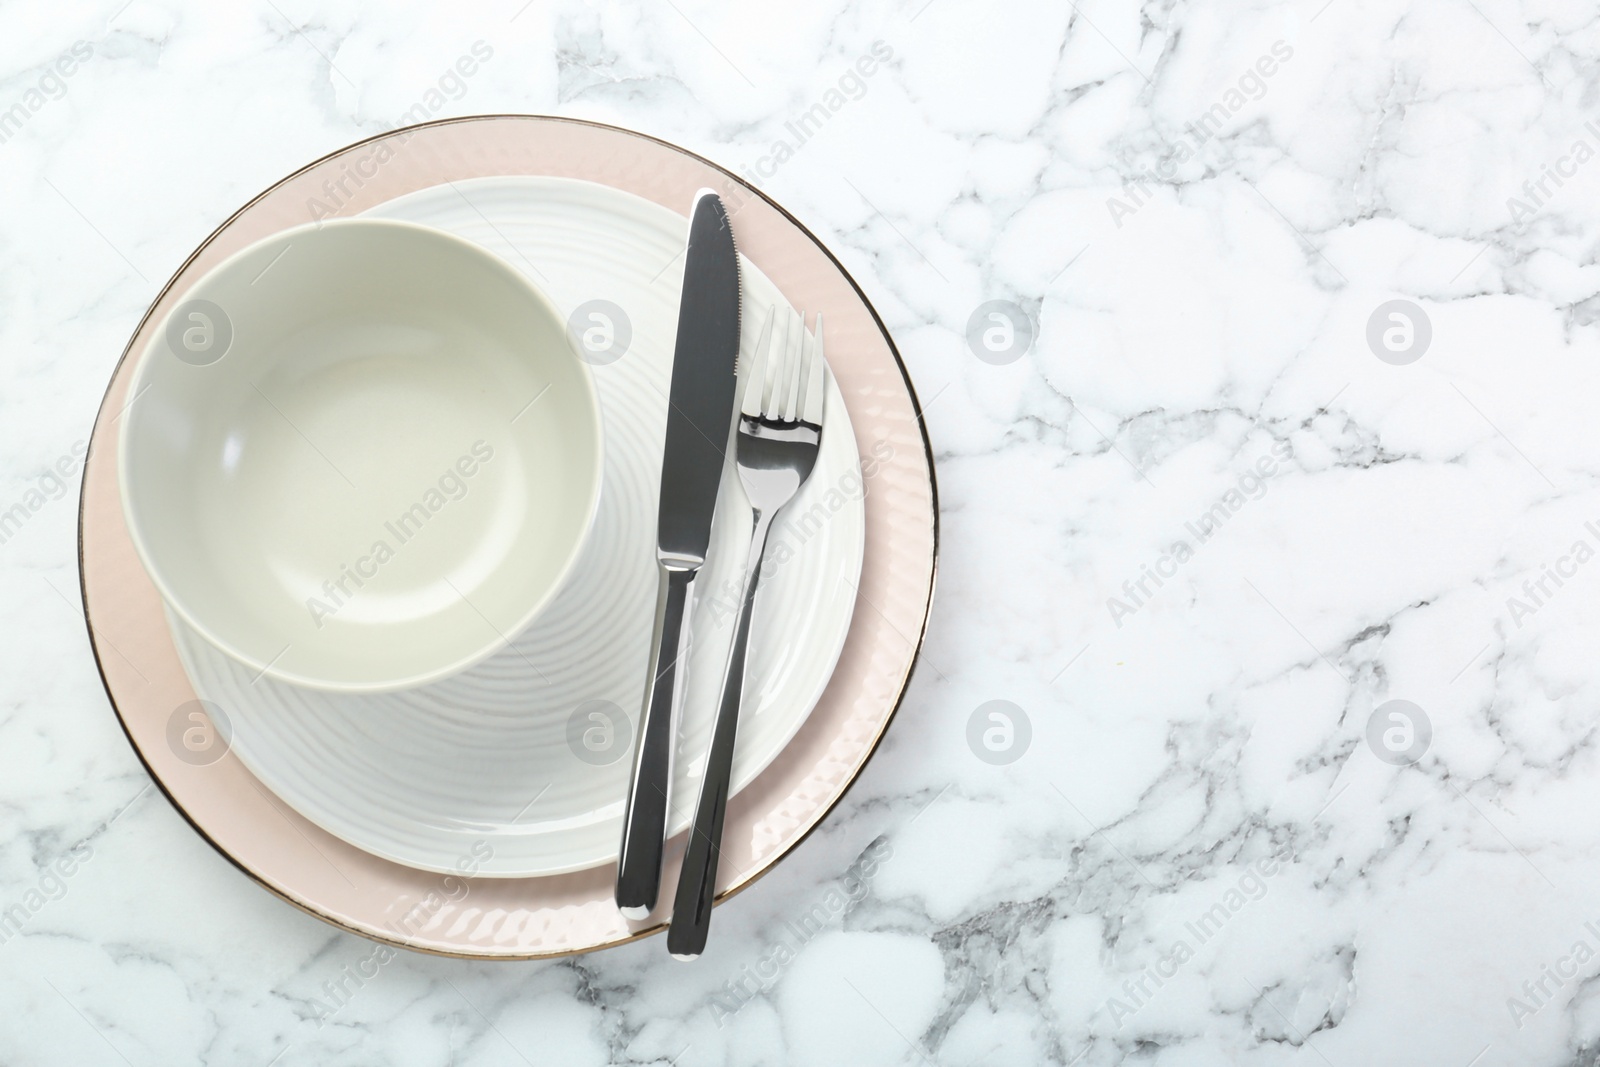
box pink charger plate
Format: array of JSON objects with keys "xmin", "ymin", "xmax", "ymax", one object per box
[{"xmin": 78, "ymin": 115, "xmax": 938, "ymax": 958}]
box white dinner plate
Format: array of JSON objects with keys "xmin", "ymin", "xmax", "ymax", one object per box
[{"xmin": 167, "ymin": 175, "xmax": 866, "ymax": 877}]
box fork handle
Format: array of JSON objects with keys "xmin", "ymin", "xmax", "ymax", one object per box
[
  {"xmin": 616, "ymin": 560, "xmax": 698, "ymax": 919},
  {"xmin": 668, "ymin": 508, "xmax": 774, "ymax": 959}
]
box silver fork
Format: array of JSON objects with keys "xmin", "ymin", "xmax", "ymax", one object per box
[{"xmin": 668, "ymin": 305, "xmax": 825, "ymax": 960}]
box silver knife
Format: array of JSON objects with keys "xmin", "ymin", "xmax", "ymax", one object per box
[{"xmin": 616, "ymin": 189, "xmax": 742, "ymax": 919}]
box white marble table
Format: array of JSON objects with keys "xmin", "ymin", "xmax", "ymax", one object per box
[{"xmin": 3, "ymin": 0, "xmax": 1597, "ymax": 1063}]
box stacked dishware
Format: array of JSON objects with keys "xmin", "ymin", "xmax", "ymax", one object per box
[{"xmin": 80, "ymin": 117, "xmax": 936, "ymax": 959}]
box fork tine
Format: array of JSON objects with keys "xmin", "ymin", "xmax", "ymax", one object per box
[
  {"xmin": 762, "ymin": 309, "xmax": 786, "ymax": 420},
  {"xmin": 763, "ymin": 307, "xmax": 788, "ymax": 418},
  {"xmin": 742, "ymin": 306, "xmax": 774, "ymax": 419},
  {"xmin": 796, "ymin": 315, "xmax": 819, "ymax": 422},
  {"xmin": 781, "ymin": 311, "xmax": 805, "ymax": 422},
  {"xmin": 764, "ymin": 310, "xmax": 785, "ymax": 421},
  {"xmin": 801, "ymin": 313, "xmax": 825, "ymax": 425},
  {"xmin": 765, "ymin": 309, "xmax": 793, "ymax": 421}
]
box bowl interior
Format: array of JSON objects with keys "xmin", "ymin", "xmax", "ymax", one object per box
[{"xmin": 119, "ymin": 218, "xmax": 602, "ymax": 692}]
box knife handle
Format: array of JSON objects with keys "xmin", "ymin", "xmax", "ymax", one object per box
[{"xmin": 616, "ymin": 560, "xmax": 697, "ymax": 919}]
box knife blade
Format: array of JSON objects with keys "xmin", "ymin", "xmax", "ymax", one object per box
[{"xmin": 615, "ymin": 189, "xmax": 742, "ymax": 919}]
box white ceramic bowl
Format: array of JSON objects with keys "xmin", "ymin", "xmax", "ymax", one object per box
[{"xmin": 119, "ymin": 218, "xmax": 603, "ymax": 693}]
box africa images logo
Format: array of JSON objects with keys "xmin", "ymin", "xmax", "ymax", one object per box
[
  {"xmin": 1107, "ymin": 439, "xmax": 1294, "ymax": 627},
  {"xmin": 1105, "ymin": 39, "xmax": 1295, "ymax": 227},
  {"xmin": 304, "ymin": 441, "xmax": 495, "ymax": 629}
]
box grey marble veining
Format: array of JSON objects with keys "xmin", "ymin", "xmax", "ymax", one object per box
[{"xmin": 2, "ymin": 0, "xmax": 1598, "ymax": 1063}]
